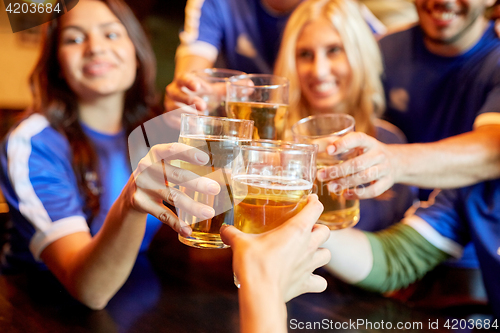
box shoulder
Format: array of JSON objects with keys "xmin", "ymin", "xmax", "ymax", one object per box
[
  {"xmin": 374, "ymin": 119, "xmax": 407, "ymax": 144},
  {"xmin": 187, "ymin": 0, "xmax": 232, "ymax": 15},
  {"xmin": 379, "ymin": 24, "xmax": 418, "ymax": 49},
  {"xmin": 8, "ymin": 114, "xmax": 66, "ymax": 144},
  {"xmin": 5, "ymin": 114, "xmax": 71, "ymax": 165}
]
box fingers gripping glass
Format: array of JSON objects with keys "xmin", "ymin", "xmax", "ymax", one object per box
[
  {"xmin": 292, "ymin": 114, "xmax": 359, "ymax": 230},
  {"xmin": 177, "ymin": 114, "xmax": 254, "ymax": 248},
  {"xmin": 191, "ymin": 68, "xmax": 245, "ymax": 117},
  {"xmin": 231, "ymin": 141, "xmax": 317, "ymax": 286}
]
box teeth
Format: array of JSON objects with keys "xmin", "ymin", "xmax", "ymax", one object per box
[
  {"xmin": 314, "ymin": 82, "xmax": 333, "ymax": 93},
  {"xmin": 431, "ymin": 10, "xmax": 456, "ymax": 20}
]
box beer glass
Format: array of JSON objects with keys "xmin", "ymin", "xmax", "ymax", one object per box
[
  {"xmin": 226, "ymin": 74, "xmax": 289, "ymax": 140},
  {"xmin": 192, "ymin": 68, "xmax": 245, "ymax": 117},
  {"xmin": 232, "ymin": 142, "xmax": 317, "ymax": 234},
  {"xmin": 292, "ymin": 114, "xmax": 359, "ymax": 229},
  {"xmin": 177, "ymin": 114, "xmax": 253, "ymax": 248},
  {"xmin": 231, "ymin": 141, "xmax": 317, "ymax": 287}
]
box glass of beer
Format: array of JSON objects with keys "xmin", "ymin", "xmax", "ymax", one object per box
[
  {"xmin": 231, "ymin": 141, "xmax": 316, "ymax": 287},
  {"xmin": 192, "ymin": 68, "xmax": 245, "ymax": 117},
  {"xmin": 291, "ymin": 114, "xmax": 359, "ymax": 229},
  {"xmin": 226, "ymin": 74, "xmax": 289, "ymax": 140},
  {"xmin": 232, "ymin": 142, "xmax": 317, "ymax": 234},
  {"xmin": 177, "ymin": 114, "xmax": 253, "ymax": 248}
]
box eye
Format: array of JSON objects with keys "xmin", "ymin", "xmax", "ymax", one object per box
[
  {"xmin": 297, "ymin": 50, "xmax": 313, "ymax": 60},
  {"xmin": 327, "ymin": 45, "xmax": 343, "ymax": 56},
  {"xmin": 62, "ymin": 35, "xmax": 85, "ymax": 45},
  {"xmin": 106, "ymin": 32, "xmax": 119, "ymax": 40}
]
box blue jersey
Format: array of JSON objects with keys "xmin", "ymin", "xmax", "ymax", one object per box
[
  {"xmin": 177, "ymin": 0, "xmax": 386, "ymax": 74},
  {"xmin": 405, "ymin": 180, "xmax": 500, "ymax": 318},
  {"xmin": 380, "ymin": 23, "xmax": 500, "ymax": 144},
  {"xmin": 177, "ymin": 0, "xmax": 289, "ymax": 74},
  {"xmin": 0, "ymin": 114, "xmax": 162, "ymax": 272},
  {"xmin": 379, "ymin": 22, "xmax": 500, "ymax": 268}
]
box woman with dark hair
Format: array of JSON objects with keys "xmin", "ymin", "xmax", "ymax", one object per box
[
  {"xmin": 0, "ymin": 1, "xmax": 332, "ymax": 321},
  {"xmin": 0, "ymin": 0, "xmax": 221, "ymax": 309}
]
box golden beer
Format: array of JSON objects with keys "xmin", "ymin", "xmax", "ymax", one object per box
[
  {"xmin": 227, "ymin": 101, "xmax": 288, "ymax": 140},
  {"xmin": 315, "ymin": 152, "xmax": 359, "ymax": 229},
  {"xmin": 232, "ymin": 175, "xmax": 311, "ymax": 234},
  {"xmin": 177, "ymin": 135, "xmax": 248, "ymax": 248}
]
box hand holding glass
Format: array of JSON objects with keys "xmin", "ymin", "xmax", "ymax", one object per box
[
  {"xmin": 177, "ymin": 114, "xmax": 253, "ymax": 248},
  {"xmin": 192, "ymin": 68, "xmax": 245, "ymax": 117},
  {"xmin": 232, "ymin": 142, "xmax": 317, "ymax": 234},
  {"xmin": 292, "ymin": 114, "xmax": 359, "ymax": 230}
]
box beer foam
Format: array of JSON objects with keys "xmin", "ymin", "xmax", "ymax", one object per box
[
  {"xmin": 232, "ymin": 175, "xmax": 312, "ymax": 191},
  {"xmin": 179, "ymin": 134, "xmax": 250, "ymax": 142}
]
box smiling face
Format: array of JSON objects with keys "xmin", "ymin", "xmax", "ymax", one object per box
[
  {"xmin": 57, "ymin": 0, "xmax": 137, "ymax": 101},
  {"xmin": 415, "ymin": 0, "xmax": 494, "ymax": 53},
  {"xmin": 295, "ymin": 18, "xmax": 351, "ymax": 115}
]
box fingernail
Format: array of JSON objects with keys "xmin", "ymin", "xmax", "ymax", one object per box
[
  {"xmin": 159, "ymin": 212, "xmax": 170, "ymax": 223},
  {"xmin": 202, "ymin": 207, "xmax": 215, "ymax": 219},
  {"xmin": 327, "ymin": 145, "xmax": 336, "ymax": 155},
  {"xmin": 181, "ymin": 226, "xmax": 192, "ymax": 237},
  {"xmin": 328, "ymin": 183, "xmax": 339, "ymax": 193},
  {"xmin": 345, "ymin": 190, "xmax": 355, "ymax": 198},
  {"xmin": 318, "ymin": 169, "xmax": 326, "ymax": 180},
  {"xmin": 195, "ymin": 152, "xmax": 209, "ymax": 164},
  {"xmin": 208, "ymin": 183, "xmax": 220, "ymax": 195}
]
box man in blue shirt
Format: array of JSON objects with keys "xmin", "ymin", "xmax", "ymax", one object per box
[
  {"xmin": 319, "ymin": 0, "xmax": 500, "ymax": 205},
  {"xmin": 320, "ymin": 0, "xmax": 500, "ymax": 318}
]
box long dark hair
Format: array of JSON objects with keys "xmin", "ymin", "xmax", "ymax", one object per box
[{"xmin": 29, "ymin": 0, "xmax": 158, "ymax": 220}]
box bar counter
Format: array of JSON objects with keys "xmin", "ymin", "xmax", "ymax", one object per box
[{"xmin": 0, "ymin": 225, "xmax": 494, "ymax": 332}]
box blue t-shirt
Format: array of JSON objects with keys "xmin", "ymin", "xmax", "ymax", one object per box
[
  {"xmin": 0, "ymin": 114, "xmax": 162, "ymax": 272},
  {"xmin": 177, "ymin": 0, "xmax": 386, "ymax": 74},
  {"xmin": 379, "ymin": 22, "xmax": 500, "ymax": 268},
  {"xmin": 380, "ymin": 23, "xmax": 500, "ymax": 144},
  {"xmin": 405, "ymin": 180, "xmax": 500, "ymax": 318},
  {"xmin": 178, "ymin": 0, "xmax": 290, "ymax": 74}
]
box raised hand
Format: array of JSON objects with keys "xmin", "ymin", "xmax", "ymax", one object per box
[{"xmin": 131, "ymin": 143, "xmax": 221, "ymax": 237}]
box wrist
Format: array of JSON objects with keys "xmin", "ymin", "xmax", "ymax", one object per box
[
  {"xmin": 236, "ymin": 254, "xmax": 284, "ymax": 300},
  {"xmin": 389, "ymin": 144, "xmax": 408, "ymax": 184},
  {"xmin": 239, "ymin": 283, "xmax": 287, "ymax": 333}
]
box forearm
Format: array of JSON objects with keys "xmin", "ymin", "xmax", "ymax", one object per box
[
  {"xmin": 356, "ymin": 224, "xmax": 449, "ymax": 292},
  {"xmin": 324, "ymin": 224, "xmax": 449, "ymax": 293},
  {"xmin": 239, "ymin": 283, "xmax": 287, "ymax": 333},
  {"xmin": 174, "ymin": 54, "xmax": 214, "ymax": 78},
  {"xmin": 393, "ymin": 125, "xmax": 500, "ymax": 188},
  {"xmin": 322, "ymin": 228, "xmax": 374, "ymax": 284},
  {"xmin": 43, "ymin": 178, "xmax": 148, "ymax": 309}
]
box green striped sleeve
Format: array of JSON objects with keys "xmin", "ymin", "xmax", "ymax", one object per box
[{"xmin": 354, "ymin": 223, "xmax": 450, "ymax": 293}]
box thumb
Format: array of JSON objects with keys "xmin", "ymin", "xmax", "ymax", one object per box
[
  {"xmin": 220, "ymin": 225, "xmax": 243, "ymax": 247},
  {"xmin": 327, "ymin": 132, "xmax": 372, "ymax": 155}
]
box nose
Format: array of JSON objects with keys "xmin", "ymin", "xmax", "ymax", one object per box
[
  {"xmin": 85, "ymin": 33, "xmax": 105, "ymax": 56},
  {"xmin": 312, "ymin": 52, "xmax": 329, "ymax": 79}
]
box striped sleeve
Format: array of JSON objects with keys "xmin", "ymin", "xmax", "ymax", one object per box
[
  {"xmin": 176, "ymin": 0, "xmax": 221, "ymax": 63},
  {"xmin": 6, "ymin": 114, "xmax": 89, "ymax": 260},
  {"xmin": 355, "ymin": 222, "xmax": 450, "ymax": 293}
]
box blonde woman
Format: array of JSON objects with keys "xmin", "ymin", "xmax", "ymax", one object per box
[{"xmin": 275, "ymin": 0, "xmax": 416, "ymax": 231}]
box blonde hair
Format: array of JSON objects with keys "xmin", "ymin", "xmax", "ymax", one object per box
[{"xmin": 275, "ymin": 0, "xmax": 384, "ymax": 137}]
